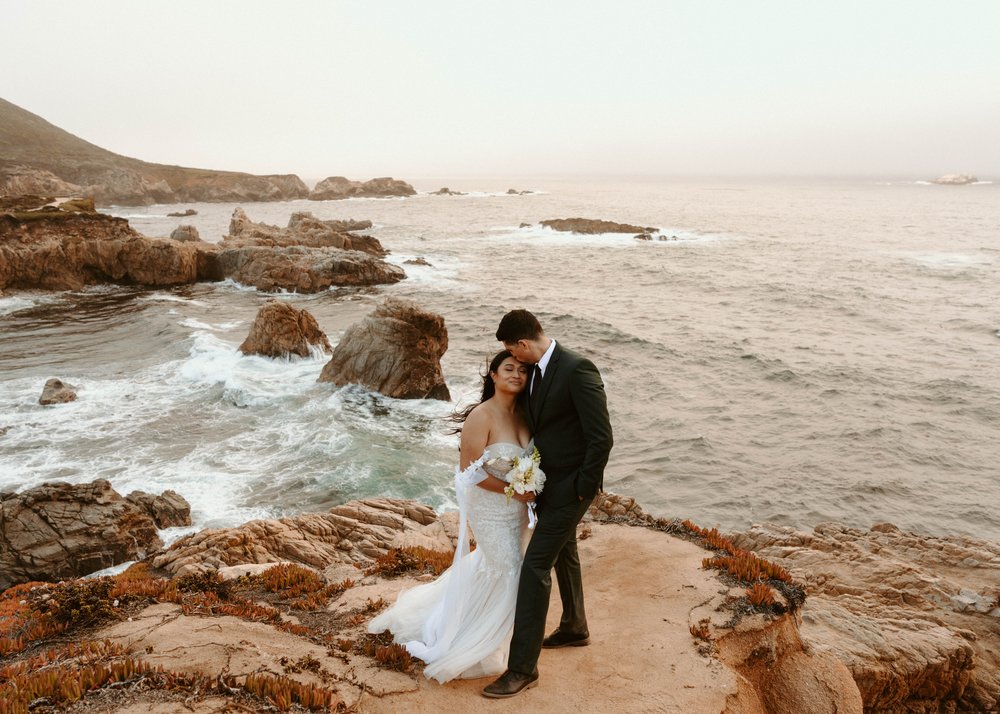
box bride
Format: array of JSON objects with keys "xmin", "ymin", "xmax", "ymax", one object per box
[{"xmin": 368, "ymin": 350, "xmax": 536, "ymax": 683}]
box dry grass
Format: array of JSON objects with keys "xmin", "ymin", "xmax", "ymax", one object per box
[{"xmin": 365, "ymin": 546, "xmax": 453, "ymax": 578}]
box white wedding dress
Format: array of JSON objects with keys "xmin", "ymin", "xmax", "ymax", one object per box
[{"xmin": 368, "ymin": 442, "xmax": 530, "ymax": 683}]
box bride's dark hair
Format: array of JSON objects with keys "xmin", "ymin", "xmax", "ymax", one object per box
[{"xmin": 448, "ymin": 350, "xmax": 515, "ymax": 433}]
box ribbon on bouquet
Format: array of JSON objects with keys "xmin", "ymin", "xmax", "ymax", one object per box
[{"xmin": 527, "ymin": 501, "xmax": 538, "ymax": 530}]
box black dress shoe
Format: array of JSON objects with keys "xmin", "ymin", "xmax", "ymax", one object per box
[
  {"xmin": 541, "ymin": 629, "xmax": 590, "ymax": 648},
  {"xmin": 481, "ymin": 668, "xmax": 539, "ymax": 698}
]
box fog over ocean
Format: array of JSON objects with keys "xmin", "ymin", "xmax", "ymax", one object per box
[{"xmin": 1, "ymin": 177, "xmax": 998, "ymax": 541}]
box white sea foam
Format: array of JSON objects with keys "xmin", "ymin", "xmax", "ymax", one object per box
[
  {"xmin": 0, "ymin": 295, "xmax": 55, "ymax": 316},
  {"xmin": 138, "ymin": 293, "xmax": 207, "ymax": 306},
  {"xmin": 906, "ymin": 252, "xmax": 989, "ymax": 269},
  {"xmin": 494, "ymin": 224, "xmax": 724, "ymax": 247}
]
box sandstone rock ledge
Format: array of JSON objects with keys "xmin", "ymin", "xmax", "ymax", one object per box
[
  {"xmin": 731, "ymin": 522, "xmax": 1000, "ymax": 713},
  {"xmin": 0, "ymin": 198, "xmax": 404, "ymax": 293},
  {"xmin": 41, "ymin": 494, "xmax": 838, "ymax": 713}
]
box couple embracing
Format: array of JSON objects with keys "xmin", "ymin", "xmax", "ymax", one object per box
[{"xmin": 369, "ymin": 309, "xmax": 614, "ymax": 698}]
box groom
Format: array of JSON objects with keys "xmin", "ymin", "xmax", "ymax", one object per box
[{"xmin": 483, "ymin": 309, "xmax": 614, "ymax": 698}]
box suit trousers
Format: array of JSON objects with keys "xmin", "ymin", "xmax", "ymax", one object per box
[{"xmin": 508, "ymin": 495, "xmax": 593, "ymax": 674}]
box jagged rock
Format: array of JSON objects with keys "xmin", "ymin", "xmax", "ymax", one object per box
[
  {"xmin": 507, "ymin": 188, "xmax": 532, "ymax": 195},
  {"xmin": 730, "ymin": 522, "xmax": 1000, "ymax": 713},
  {"xmin": 541, "ymin": 217, "xmax": 658, "ymax": 234},
  {"xmin": 932, "ymin": 174, "xmax": 978, "ymax": 185},
  {"xmin": 39, "ymin": 377, "xmax": 77, "ymax": 405},
  {"xmin": 289, "ymin": 215, "xmax": 373, "ymax": 233},
  {"xmin": 126, "ymin": 489, "xmax": 192, "ymax": 529},
  {"xmin": 634, "ymin": 232, "xmax": 653, "ymax": 241},
  {"xmin": 215, "ymin": 245, "xmax": 404, "ymax": 293},
  {"xmin": 403, "ymin": 257, "xmax": 431, "ymax": 266},
  {"xmin": 519, "ymin": 222, "xmax": 531, "ymax": 228},
  {"xmin": 0, "ymin": 203, "xmax": 213, "ymax": 291},
  {"xmin": 431, "ymin": 187, "xmax": 465, "ymax": 196},
  {"xmin": 0, "ymin": 480, "xmax": 180, "ymax": 589},
  {"xmin": 317, "ymin": 297, "xmax": 450, "ymax": 400},
  {"xmin": 169, "ymin": 224, "xmax": 200, "ymax": 242},
  {"xmin": 224, "ymin": 208, "xmax": 386, "ymax": 256},
  {"xmin": 167, "ymin": 208, "xmax": 197, "ymax": 217},
  {"xmin": 238, "ymin": 300, "xmax": 332, "ymax": 358},
  {"xmin": 308, "ymin": 176, "xmax": 416, "ymax": 201},
  {"xmin": 149, "ymin": 498, "xmax": 439, "ymax": 577}
]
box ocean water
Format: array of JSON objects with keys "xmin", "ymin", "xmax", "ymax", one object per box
[{"xmin": 1, "ymin": 177, "xmax": 998, "ymax": 542}]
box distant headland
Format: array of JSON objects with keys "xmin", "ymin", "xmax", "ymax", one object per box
[{"xmin": 0, "ymin": 98, "xmax": 414, "ymax": 206}]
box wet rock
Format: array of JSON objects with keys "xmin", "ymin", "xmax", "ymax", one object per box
[
  {"xmin": 215, "ymin": 245, "xmax": 404, "ymax": 293},
  {"xmin": 167, "ymin": 208, "xmax": 197, "ymax": 217},
  {"xmin": 39, "ymin": 377, "xmax": 77, "ymax": 405},
  {"xmin": 169, "ymin": 224, "xmax": 200, "ymax": 242},
  {"xmin": 0, "ymin": 480, "xmax": 171, "ymax": 589},
  {"xmin": 540, "ymin": 217, "xmax": 658, "ymax": 234},
  {"xmin": 730, "ymin": 522, "xmax": 1000, "ymax": 712},
  {"xmin": 150, "ymin": 498, "xmax": 440, "ymax": 577},
  {"xmin": 224, "ymin": 208, "xmax": 386, "ymax": 256},
  {"xmin": 126, "ymin": 489, "xmax": 192, "ymax": 529},
  {"xmin": 0, "ymin": 203, "xmax": 212, "ymax": 291},
  {"xmin": 238, "ymin": 300, "xmax": 332, "ymax": 358},
  {"xmin": 507, "ymin": 188, "xmax": 532, "ymax": 195},
  {"xmin": 634, "ymin": 232, "xmax": 653, "ymax": 241},
  {"xmin": 519, "ymin": 222, "xmax": 532, "ymax": 228},
  {"xmin": 317, "ymin": 297, "xmax": 450, "ymax": 400},
  {"xmin": 308, "ymin": 176, "xmax": 416, "ymax": 201},
  {"xmin": 431, "ymin": 187, "xmax": 465, "ymax": 196},
  {"xmin": 403, "ymin": 257, "xmax": 432, "ymax": 266}
]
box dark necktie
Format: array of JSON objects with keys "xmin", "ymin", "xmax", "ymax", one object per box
[{"xmin": 529, "ymin": 364, "xmax": 542, "ymax": 414}]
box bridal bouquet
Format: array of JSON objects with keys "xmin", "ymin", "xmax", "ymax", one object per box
[{"xmin": 497, "ymin": 446, "xmax": 545, "ymax": 528}]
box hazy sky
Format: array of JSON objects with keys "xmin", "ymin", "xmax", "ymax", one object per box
[{"xmin": 4, "ymin": 1, "xmax": 999, "ymax": 179}]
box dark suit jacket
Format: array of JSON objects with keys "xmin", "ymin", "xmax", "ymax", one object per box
[{"xmin": 525, "ymin": 343, "xmax": 613, "ymax": 508}]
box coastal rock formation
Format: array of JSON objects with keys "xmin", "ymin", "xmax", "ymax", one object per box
[
  {"xmin": 238, "ymin": 300, "xmax": 332, "ymax": 358},
  {"xmin": 430, "ymin": 187, "xmax": 466, "ymax": 196},
  {"xmin": 317, "ymin": 297, "xmax": 450, "ymax": 400},
  {"xmin": 0, "ymin": 97, "xmax": 310, "ymax": 206},
  {"xmin": 931, "ymin": 174, "xmax": 978, "ymax": 185},
  {"xmin": 224, "ymin": 208, "xmax": 386, "ymax": 256},
  {"xmin": 0, "ymin": 480, "xmax": 192, "ymax": 589},
  {"xmin": 308, "ymin": 176, "xmax": 416, "ymax": 201},
  {"xmin": 167, "ymin": 208, "xmax": 197, "ymax": 217},
  {"xmin": 0, "ymin": 199, "xmax": 209, "ymax": 291},
  {"xmin": 150, "ymin": 498, "xmax": 441, "ymax": 577},
  {"xmin": 507, "ymin": 188, "xmax": 532, "ymax": 195},
  {"xmin": 215, "ymin": 245, "xmax": 404, "ymax": 293},
  {"xmin": 730, "ymin": 522, "xmax": 1000, "ymax": 713},
  {"xmin": 169, "ymin": 224, "xmax": 200, "ymax": 242},
  {"xmin": 0, "ymin": 200, "xmax": 403, "ymax": 293},
  {"xmin": 135, "ymin": 499, "xmax": 857, "ymax": 712},
  {"xmin": 38, "ymin": 377, "xmax": 77, "ymax": 405},
  {"xmin": 125, "ymin": 489, "xmax": 192, "ymax": 529},
  {"xmin": 541, "ymin": 217, "xmax": 658, "ymax": 234}
]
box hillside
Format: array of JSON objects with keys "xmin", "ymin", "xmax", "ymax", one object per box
[{"xmin": 0, "ymin": 97, "xmax": 309, "ymax": 205}]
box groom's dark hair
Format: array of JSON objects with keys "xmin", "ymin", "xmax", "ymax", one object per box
[{"xmin": 496, "ymin": 309, "xmax": 543, "ymax": 343}]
